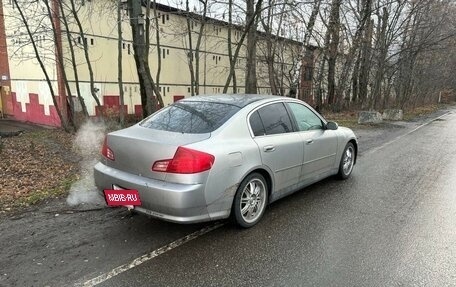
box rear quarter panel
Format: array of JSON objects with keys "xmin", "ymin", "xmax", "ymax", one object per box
[{"xmin": 186, "ymin": 106, "xmax": 271, "ymax": 219}]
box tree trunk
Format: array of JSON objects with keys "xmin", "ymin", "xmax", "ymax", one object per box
[
  {"xmin": 245, "ymin": 0, "xmax": 260, "ymax": 94},
  {"xmin": 69, "ymin": 0, "xmax": 101, "ymax": 109},
  {"xmin": 185, "ymin": 0, "xmax": 196, "ymax": 97},
  {"xmin": 371, "ymin": 7, "xmax": 389, "ymax": 110},
  {"xmin": 194, "ymin": 0, "xmax": 208, "ymax": 95},
  {"xmin": 351, "ymin": 50, "xmax": 361, "ymax": 104},
  {"xmin": 227, "ymin": 0, "xmax": 235, "ymax": 93},
  {"xmin": 59, "ymin": 0, "xmax": 89, "ymax": 118},
  {"xmin": 223, "ymin": 0, "xmax": 263, "ymax": 93},
  {"xmin": 152, "ymin": 0, "xmax": 161, "ymax": 99},
  {"xmin": 45, "ymin": 0, "xmax": 76, "ymax": 130},
  {"xmin": 327, "ymin": 0, "xmax": 341, "ymax": 106},
  {"xmin": 117, "ymin": 0, "xmax": 125, "ymax": 126},
  {"xmin": 359, "ymin": 19, "xmax": 373, "ymax": 108},
  {"xmin": 128, "ymin": 0, "xmax": 162, "ymax": 118}
]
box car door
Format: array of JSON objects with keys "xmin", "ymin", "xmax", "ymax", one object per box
[
  {"xmin": 286, "ymin": 102, "xmax": 338, "ymax": 181},
  {"xmin": 250, "ymin": 102, "xmax": 304, "ymax": 196}
]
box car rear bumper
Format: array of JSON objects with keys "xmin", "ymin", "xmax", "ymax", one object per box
[{"xmin": 94, "ymin": 162, "xmax": 212, "ymax": 223}]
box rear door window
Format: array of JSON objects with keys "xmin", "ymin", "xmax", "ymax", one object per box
[
  {"xmin": 249, "ymin": 111, "xmax": 266, "ymax": 136},
  {"xmin": 256, "ymin": 103, "xmax": 294, "ymax": 135},
  {"xmin": 140, "ymin": 101, "xmax": 240, "ymax": 133}
]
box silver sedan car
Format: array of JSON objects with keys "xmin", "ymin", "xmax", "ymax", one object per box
[{"xmin": 94, "ymin": 94, "xmax": 357, "ymax": 227}]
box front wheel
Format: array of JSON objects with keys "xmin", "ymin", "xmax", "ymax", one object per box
[
  {"xmin": 338, "ymin": 142, "xmax": 355, "ymax": 179},
  {"xmin": 232, "ymin": 173, "xmax": 268, "ymax": 228}
]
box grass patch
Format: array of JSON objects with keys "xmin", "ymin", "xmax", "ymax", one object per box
[
  {"xmin": 322, "ymin": 111, "xmax": 359, "ymax": 128},
  {"xmin": 403, "ymin": 104, "xmax": 440, "ymax": 121},
  {"xmin": 20, "ymin": 176, "xmax": 77, "ymax": 207}
]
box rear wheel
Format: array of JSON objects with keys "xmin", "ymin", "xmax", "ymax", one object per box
[
  {"xmin": 338, "ymin": 142, "xmax": 355, "ymax": 179},
  {"xmin": 232, "ymin": 173, "xmax": 268, "ymax": 228}
]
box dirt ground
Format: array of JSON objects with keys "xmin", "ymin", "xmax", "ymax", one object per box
[
  {"xmin": 0, "ymin": 105, "xmax": 454, "ymax": 287},
  {"xmin": 0, "ymin": 126, "xmax": 80, "ymax": 214}
]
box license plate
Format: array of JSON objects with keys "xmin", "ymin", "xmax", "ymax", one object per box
[{"xmin": 104, "ymin": 185, "xmax": 141, "ymax": 207}]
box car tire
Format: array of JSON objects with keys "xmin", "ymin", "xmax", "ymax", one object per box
[
  {"xmin": 338, "ymin": 142, "xmax": 355, "ymax": 180},
  {"xmin": 232, "ymin": 173, "xmax": 268, "ymax": 228}
]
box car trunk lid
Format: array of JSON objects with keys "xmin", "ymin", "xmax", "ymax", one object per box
[{"xmin": 104, "ymin": 125, "xmax": 210, "ymax": 181}]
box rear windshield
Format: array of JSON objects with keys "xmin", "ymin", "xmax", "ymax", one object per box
[{"xmin": 140, "ymin": 101, "xmax": 240, "ymax": 133}]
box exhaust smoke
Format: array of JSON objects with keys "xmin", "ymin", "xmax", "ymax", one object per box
[{"xmin": 66, "ymin": 120, "xmax": 107, "ymax": 207}]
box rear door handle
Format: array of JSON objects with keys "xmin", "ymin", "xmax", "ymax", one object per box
[
  {"xmin": 264, "ymin": 145, "xmax": 276, "ymax": 152},
  {"xmin": 306, "ymin": 139, "xmax": 314, "ymax": 145}
]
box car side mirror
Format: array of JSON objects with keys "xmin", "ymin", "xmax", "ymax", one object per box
[{"xmin": 326, "ymin": 121, "xmax": 338, "ymax": 130}]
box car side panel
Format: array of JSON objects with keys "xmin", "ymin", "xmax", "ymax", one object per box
[
  {"xmin": 300, "ymin": 129, "xmax": 339, "ymax": 181},
  {"xmin": 187, "ymin": 111, "xmax": 270, "ymax": 220},
  {"xmin": 253, "ymin": 133, "xmax": 304, "ymax": 197}
]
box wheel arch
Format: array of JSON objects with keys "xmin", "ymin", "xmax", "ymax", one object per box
[
  {"xmin": 238, "ymin": 167, "xmax": 274, "ymax": 203},
  {"xmin": 251, "ymin": 168, "xmax": 273, "ymax": 202},
  {"xmin": 348, "ymin": 139, "xmax": 358, "ymax": 164}
]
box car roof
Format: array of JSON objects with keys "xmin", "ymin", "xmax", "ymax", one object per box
[{"xmin": 179, "ymin": 94, "xmax": 281, "ymax": 108}]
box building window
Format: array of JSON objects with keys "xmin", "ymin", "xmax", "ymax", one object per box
[
  {"xmin": 162, "ymin": 14, "xmax": 165, "ymax": 24},
  {"xmin": 162, "ymin": 49, "xmax": 169, "ymax": 58},
  {"xmin": 188, "ymin": 87, "xmax": 191, "ymax": 93},
  {"xmin": 167, "ymin": 87, "xmax": 170, "ymax": 92},
  {"xmin": 128, "ymin": 44, "xmax": 131, "ymax": 55},
  {"xmin": 213, "ymin": 55, "xmax": 220, "ymax": 65},
  {"xmin": 166, "ymin": 14, "xmax": 169, "ymax": 21},
  {"xmin": 90, "ymin": 38, "xmax": 94, "ymax": 45}
]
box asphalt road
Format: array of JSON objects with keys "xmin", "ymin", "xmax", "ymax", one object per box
[
  {"xmin": 1, "ymin": 108, "xmax": 455, "ymax": 287},
  {"xmin": 98, "ymin": 110, "xmax": 456, "ymax": 287}
]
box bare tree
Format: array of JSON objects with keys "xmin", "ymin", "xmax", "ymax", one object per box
[
  {"xmin": 68, "ymin": 0, "xmax": 102, "ymax": 109},
  {"xmin": 59, "ymin": 0, "xmax": 89, "ymax": 118},
  {"xmin": 43, "ymin": 0, "xmax": 77, "ymax": 130},
  {"xmin": 127, "ymin": 0, "xmax": 162, "ymax": 118},
  {"xmin": 223, "ymin": 0, "xmax": 264, "ymax": 93},
  {"xmin": 12, "ymin": 0, "xmax": 69, "ymax": 131}
]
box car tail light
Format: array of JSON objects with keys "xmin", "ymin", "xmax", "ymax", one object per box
[
  {"xmin": 152, "ymin": 147, "xmax": 215, "ymax": 174},
  {"xmin": 101, "ymin": 136, "xmax": 115, "ymax": 161}
]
